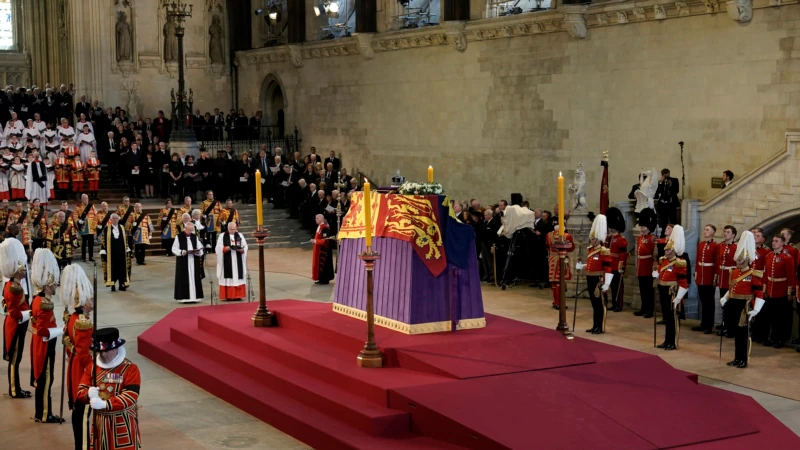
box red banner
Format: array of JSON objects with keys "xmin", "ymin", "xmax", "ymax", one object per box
[{"xmin": 600, "ymin": 160, "xmax": 609, "ymax": 215}]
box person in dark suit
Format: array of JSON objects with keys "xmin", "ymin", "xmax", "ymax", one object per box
[
  {"xmin": 323, "ymin": 162, "xmax": 338, "ymax": 188},
  {"xmin": 192, "ymin": 108, "xmax": 205, "ymax": 139},
  {"xmin": 235, "ymin": 153, "xmax": 252, "ymax": 204},
  {"xmin": 75, "ymin": 95, "xmax": 90, "ymax": 121},
  {"xmin": 251, "ymin": 149, "xmax": 271, "ymax": 202},
  {"xmin": 249, "ymin": 111, "xmax": 262, "ymax": 140},
  {"xmin": 125, "ymin": 143, "xmax": 143, "ymax": 198},
  {"xmin": 54, "ymin": 84, "xmax": 73, "ymax": 125},
  {"xmin": 325, "ymin": 151, "xmax": 340, "ymax": 171},
  {"xmin": 655, "ymin": 168, "xmax": 680, "ymax": 236}
]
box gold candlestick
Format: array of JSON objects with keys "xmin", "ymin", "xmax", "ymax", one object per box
[
  {"xmin": 356, "ymin": 247, "xmax": 383, "ymax": 368},
  {"xmin": 252, "ymin": 225, "xmax": 276, "ymax": 327},
  {"xmin": 554, "ymin": 237, "xmax": 571, "ymax": 337}
]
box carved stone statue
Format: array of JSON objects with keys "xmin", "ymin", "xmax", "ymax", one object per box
[
  {"xmin": 634, "ymin": 168, "xmax": 657, "ymax": 213},
  {"xmin": 120, "ymin": 80, "xmax": 139, "ymax": 118},
  {"xmin": 209, "ymin": 15, "xmax": 224, "ymax": 64},
  {"xmin": 568, "ymin": 163, "xmax": 587, "ymax": 212},
  {"xmin": 163, "ymin": 16, "xmax": 178, "ymax": 62},
  {"xmin": 115, "ymin": 11, "xmax": 133, "ymax": 61}
]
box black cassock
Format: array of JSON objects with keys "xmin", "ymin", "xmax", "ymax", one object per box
[
  {"xmin": 102, "ymin": 223, "xmax": 130, "ymax": 287},
  {"xmin": 174, "ymin": 233, "xmax": 204, "ymax": 302}
]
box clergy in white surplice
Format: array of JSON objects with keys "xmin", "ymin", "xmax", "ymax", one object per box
[
  {"xmin": 215, "ymin": 222, "xmax": 247, "ymax": 302},
  {"xmin": 173, "ymin": 222, "xmax": 204, "ymax": 303}
]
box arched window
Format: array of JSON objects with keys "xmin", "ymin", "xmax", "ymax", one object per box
[{"xmin": 0, "ymin": 0, "xmax": 15, "ymax": 50}]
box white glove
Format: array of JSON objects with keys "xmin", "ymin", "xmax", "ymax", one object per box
[
  {"xmin": 90, "ymin": 397, "xmax": 107, "ymax": 410},
  {"xmin": 652, "ymin": 270, "xmax": 659, "ymax": 279},
  {"xmin": 99, "ymin": 250, "xmax": 106, "ymax": 255},
  {"xmin": 45, "ymin": 327, "xmax": 63, "ymax": 341},
  {"xmin": 720, "ymin": 294, "xmax": 728, "ymax": 307},
  {"xmin": 88, "ymin": 387, "xmax": 99, "ymax": 399},
  {"xmin": 162, "ymin": 216, "xmax": 167, "ymax": 221},
  {"xmin": 125, "ymin": 248, "xmax": 130, "ymax": 253},
  {"xmin": 749, "ymin": 297, "xmax": 765, "ymax": 319},
  {"xmin": 603, "ymin": 273, "xmax": 614, "ymax": 290},
  {"xmin": 131, "ymin": 222, "xmax": 137, "ymax": 228},
  {"xmin": 673, "ymin": 287, "xmax": 688, "ymax": 307},
  {"xmin": 78, "ymin": 219, "xmax": 84, "ymax": 225},
  {"xmin": 601, "ymin": 284, "xmax": 610, "ymax": 292},
  {"xmin": 19, "ymin": 310, "xmax": 30, "ymax": 324},
  {"xmin": 96, "ymin": 225, "xmax": 102, "ymax": 230},
  {"xmin": 575, "ymin": 262, "xmax": 585, "ymax": 271}
]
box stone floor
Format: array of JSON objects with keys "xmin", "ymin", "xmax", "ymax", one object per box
[{"xmin": 1, "ymin": 248, "xmax": 799, "ymax": 449}]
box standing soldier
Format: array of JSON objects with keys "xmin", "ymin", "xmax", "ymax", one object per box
[
  {"xmin": 201, "ymin": 190, "xmax": 221, "ymax": 253},
  {"xmin": 131, "ymin": 203, "xmax": 153, "ymax": 266},
  {"xmin": 73, "ymin": 194, "xmax": 97, "ymax": 263},
  {"xmin": 61, "ymin": 265, "xmax": 94, "ymax": 448},
  {"xmin": 604, "ymin": 207, "xmax": 628, "ymax": 312},
  {"xmin": 780, "ymin": 228, "xmax": 799, "ymax": 267},
  {"xmin": 158, "ymin": 199, "xmax": 178, "ymax": 257},
  {"xmin": 751, "ymin": 227, "xmax": 771, "ymax": 272},
  {"xmin": 693, "ymin": 224, "xmax": 719, "ymax": 334},
  {"xmin": 47, "ymin": 211, "xmax": 80, "ymax": 270},
  {"xmin": 634, "ymin": 208, "xmax": 658, "ymax": 318},
  {"xmin": 545, "ymin": 225, "xmax": 575, "ymax": 310},
  {"xmin": 55, "ymin": 151, "xmax": 70, "ymax": 200},
  {"xmin": 753, "ymin": 233, "xmax": 796, "ymax": 348},
  {"xmin": 719, "ymin": 231, "xmax": 763, "ymax": 369},
  {"xmin": 575, "ymin": 214, "xmax": 612, "ymax": 334},
  {"xmin": 28, "ymin": 248, "xmax": 64, "ymax": 423},
  {"xmin": 2, "ymin": 238, "xmax": 31, "ymax": 398},
  {"xmin": 716, "ymin": 226, "xmax": 738, "ymax": 338},
  {"xmin": 653, "ymin": 225, "xmax": 689, "ymax": 351},
  {"xmin": 86, "ymin": 151, "xmax": 101, "ymax": 200},
  {"xmin": 78, "ymin": 328, "xmax": 142, "ymax": 450}
]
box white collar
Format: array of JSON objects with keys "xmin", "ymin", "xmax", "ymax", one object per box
[{"xmin": 97, "ymin": 347, "xmax": 126, "ymax": 369}]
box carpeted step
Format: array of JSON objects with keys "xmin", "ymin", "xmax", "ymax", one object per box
[
  {"xmin": 169, "ymin": 323, "xmax": 411, "ymax": 437},
  {"xmin": 141, "ymin": 324, "xmax": 462, "ymax": 450},
  {"xmin": 195, "ymin": 313, "xmax": 450, "ymax": 406}
]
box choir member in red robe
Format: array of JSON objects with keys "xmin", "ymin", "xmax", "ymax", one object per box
[{"xmin": 310, "ymin": 214, "xmax": 334, "ymax": 285}]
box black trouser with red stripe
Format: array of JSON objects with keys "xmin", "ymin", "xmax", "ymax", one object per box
[
  {"xmin": 697, "ymin": 285, "xmax": 716, "ymax": 331},
  {"xmin": 658, "ymin": 285, "xmax": 676, "ymax": 346},
  {"xmin": 32, "ymin": 338, "xmax": 57, "ymax": 421},
  {"xmin": 4, "ymin": 320, "xmax": 28, "ymax": 397}
]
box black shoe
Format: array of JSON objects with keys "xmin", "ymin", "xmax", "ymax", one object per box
[
  {"xmin": 140, "ymin": 262, "xmax": 146, "ymax": 266},
  {"xmin": 110, "ymin": 286, "xmax": 116, "ymax": 292},
  {"xmin": 592, "ymin": 328, "xmax": 603, "ymax": 334},
  {"xmin": 586, "ymin": 328, "xmax": 598, "ymax": 333},
  {"xmin": 704, "ymin": 329, "xmax": 714, "ymax": 335},
  {"xmin": 633, "ymin": 311, "xmax": 645, "ymax": 316},
  {"xmin": 727, "ymin": 359, "xmax": 740, "ymax": 366},
  {"xmin": 657, "ymin": 320, "xmax": 665, "ymax": 325},
  {"xmin": 88, "ymin": 258, "xmax": 94, "ymax": 262},
  {"xmin": 736, "ymin": 361, "xmax": 748, "ymax": 369},
  {"xmin": 664, "ymin": 344, "xmax": 677, "ymax": 350},
  {"xmin": 656, "ymin": 342, "xmax": 669, "ymax": 349},
  {"xmin": 613, "ymin": 307, "xmax": 622, "ymax": 313},
  {"xmin": 9, "ymin": 391, "xmax": 31, "ymax": 399},
  {"xmin": 773, "ymin": 342, "xmax": 784, "ymax": 349},
  {"xmin": 643, "ymin": 313, "xmax": 654, "ymax": 319},
  {"xmin": 552, "ymin": 304, "xmax": 559, "ymax": 310},
  {"xmin": 119, "ymin": 286, "xmax": 127, "ymax": 291},
  {"xmin": 691, "ymin": 326, "xmax": 705, "ymax": 332},
  {"xmin": 717, "ymin": 330, "xmax": 726, "ymax": 337},
  {"xmin": 35, "ymin": 415, "xmax": 64, "ymax": 424}
]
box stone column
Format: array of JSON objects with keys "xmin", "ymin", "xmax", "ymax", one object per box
[
  {"xmin": 683, "ymin": 199, "xmax": 701, "ymax": 320},
  {"xmin": 356, "ymin": 0, "xmax": 377, "ymax": 33},
  {"xmin": 287, "ymin": 0, "xmax": 306, "ymax": 43},
  {"xmin": 443, "ymin": 0, "xmax": 470, "ymax": 21},
  {"xmin": 22, "ymin": 0, "xmax": 70, "ymax": 86},
  {"xmin": 69, "ymin": 0, "xmax": 107, "ymax": 100}
]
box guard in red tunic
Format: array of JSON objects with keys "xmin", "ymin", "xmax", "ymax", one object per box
[
  {"xmin": 634, "ymin": 209, "xmax": 658, "ymax": 318},
  {"xmin": 86, "ymin": 152, "xmax": 101, "ymax": 200},
  {"xmin": 78, "ymin": 328, "xmax": 141, "ymax": 450},
  {"xmin": 653, "ymin": 225, "xmax": 689, "ymax": 350},
  {"xmin": 2, "ymin": 238, "xmax": 31, "ymax": 398},
  {"xmin": 310, "ymin": 214, "xmax": 334, "ymax": 285},
  {"xmin": 719, "ymin": 230, "xmax": 763, "ymax": 368},
  {"xmin": 693, "ymin": 224, "xmax": 719, "ymax": 333},
  {"xmin": 754, "ymin": 234, "xmax": 797, "ymax": 348},
  {"xmin": 716, "ymin": 225, "xmax": 738, "ymax": 337},
  {"xmin": 28, "ymin": 248, "xmax": 64, "ymax": 423},
  {"xmin": 603, "ymin": 207, "xmax": 628, "ymax": 312},
  {"xmin": 779, "ymin": 228, "xmax": 800, "ymax": 268},
  {"xmin": 71, "ymin": 159, "xmax": 85, "ymax": 199},
  {"xmin": 55, "ymin": 151, "xmax": 71, "ymax": 200},
  {"xmin": 750, "ymin": 227, "xmax": 771, "ymax": 272},
  {"xmin": 576, "ymin": 214, "xmax": 612, "ymax": 334},
  {"xmin": 546, "ymin": 226, "xmax": 574, "ymax": 309},
  {"xmin": 61, "ymin": 264, "xmax": 94, "ymax": 450}
]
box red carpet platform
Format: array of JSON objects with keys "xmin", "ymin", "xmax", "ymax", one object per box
[{"xmin": 138, "ymin": 300, "xmax": 800, "ymax": 449}]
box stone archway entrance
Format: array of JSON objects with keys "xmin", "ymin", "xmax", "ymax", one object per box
[{"xmin": 260, "ymin": 74, "xmax": 287, "ymax": 138}]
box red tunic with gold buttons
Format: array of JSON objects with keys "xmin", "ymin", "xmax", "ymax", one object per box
[
  {"xmin": 636, "ymin": 233, "xmax": 658, "ymax": 276},
  {"xmin": 585, "ymin": 245, "xmax": 612, "ymax": 276},
  {"xmin": 716, "ymin": 242, "xmax": 737, "ymax": 289},
  {"xmin": 763, "ymin": 249, "xmax": 796, "ymax": 299},
  {"xmin": 64, "ymin": 310, "xmax": 92, "ymax": 408},
  {"xmin": 78, "ymin": 359, "xmax": 141, "ymax": 450},
  {"xmin": 2, "ymin": 280, "xmax": 27, "ymax": 358},
  {"xmin": 785, "ymin": 244, "xmax": 800, "ymax": 269},
  {"xmin": 605, "ymin": 234, "xmax": 629, "ymax": 273},
  {"xmin": 695, "ymin": 240, "xmax": 718, "ymax": 286},
  {"xmin": 55, "ymin": 157, "xmax": 70, "ymax": 188},
  {"xmin": 727, "ymin": 267, "xmax": 763, "ymax": 312},
  {"xmin": 86, "ymin": 158, "xmax": 101, "ymax": 192},
  {"xmin": 657, "ymin": 256, "xmax": 689, "ymax": 302},
  {"xmin": 29, "ymin": 295, "xmax": 57, "ymax": 381},
  {"xmin": 751, "ymin": 245, "xmax": 770, "ymax": 272}
]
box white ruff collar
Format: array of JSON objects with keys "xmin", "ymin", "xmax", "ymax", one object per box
[{"xmin": 97, "ymin": 347, "xmax": 126, "ymax": 369}]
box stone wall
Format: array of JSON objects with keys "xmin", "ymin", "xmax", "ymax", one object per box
[{"xmin": 236, "ymin": 4, "xmax": 800, "ymax": 208}]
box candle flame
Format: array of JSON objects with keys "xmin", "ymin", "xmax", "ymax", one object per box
[{"xmin": 559, "ymin": 171, "xmax": 562, "ymax": 177}]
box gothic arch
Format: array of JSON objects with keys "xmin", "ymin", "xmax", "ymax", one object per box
[{"xmin": 259, "ymin": 73, "xmax": 288, "ymax": 136}]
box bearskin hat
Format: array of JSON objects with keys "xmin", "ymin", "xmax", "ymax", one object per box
[
  {"xmin": 605, "ymin": 206, "xmax": 626, "ymax": 233},
  {"xmin": 638, "ymin": 208, "xmax": 658, "ymax": 233}
]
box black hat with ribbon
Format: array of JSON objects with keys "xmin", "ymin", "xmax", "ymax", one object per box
[{"xmin": 91, "ymin": 327, "xmax": 126, "ymax": 353}]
